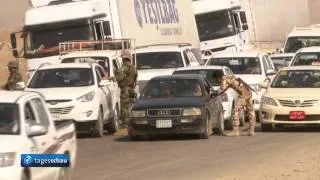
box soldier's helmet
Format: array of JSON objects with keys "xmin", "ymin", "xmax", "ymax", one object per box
[
  {"xmin": 7, "ymin": 60, "xmax": 19, "ymax": 69},
  {"xmin": 120, "ymin": 49, "xmax": 132, "ymax": 60}
]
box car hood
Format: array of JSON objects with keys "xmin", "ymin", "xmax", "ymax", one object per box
[
  {"xmin": 133, "ymin": 97, "xmax": 208, "ymax": 109},
  {"xmin": 265, "ymin": 88, "xmax": 320, "ymax": 98},
  {"xmin": 137, "ymin": 68, "xmax": 177, "ymax": 81},
  {"xmin": 0, "ymin": 135, "xmax": 25, "ymax": 153},
  {"xmin": 235, "ymin": 74, "xmax": 265, "ymax": 85},
  {"xmin": 25, "ymin": 86, "xmax": 95, "ymax": 100}
]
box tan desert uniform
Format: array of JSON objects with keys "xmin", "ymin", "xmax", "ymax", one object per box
[{"xmin": 220, "ymin": 75, "xmax": 256, "ymax": 136}]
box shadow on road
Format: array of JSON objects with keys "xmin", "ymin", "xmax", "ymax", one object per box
[
  {"xmin": 113, "ymin": 134, "xmax": 210, "ymax": 142},
  {"xmin": 255, "ymin": 124, "xmax": 320, "ymax": 133}
]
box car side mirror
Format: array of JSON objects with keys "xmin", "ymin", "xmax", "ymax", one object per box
[
  {"xmin": 266, "ymin": 69, "xmax": 277, "ymax": 76},
  {"xmin": 27, "ymin": 125, "xmax": 47, "ymax": 137},
  {"xmin": 99, "ymin": 79, "xmax": 111, "ymax": 86},
  {"xmin": 258, "ymin": 81, "xmax": 269, "ymax": 89},
  {"xmin": 16, "ymin": 82, "xmax": 25, "ymax": 90}
]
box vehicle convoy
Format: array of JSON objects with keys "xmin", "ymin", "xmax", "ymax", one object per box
[
  {"xmin": 258, "ymin": 66, "xmax": 320, "ymax": 131},
  {"xmin": 288, "ymin": 47, "xmax": 320, "ymax": 66},
  {"xmin": 129, "ymin": 74, "xmax": 224, "ymax": 140},
  {"xmin": 0, "ymin": 91, "xmax": 77, "ymax": 180},
  {"xmin": 192, "ymin": 0, "xmax": 251, "ymax": 62},
  {"xmin": 24, "ymin": 62, "xmax": 119, "ymax": 137},
  {"xmin": 10, "ymin": 0, "xmax": 200, "ymax": 78},
  {"xmin": 271, "ymin": 25, "xmax": 320, "ymax": 64},
  {"xmin": 172, "ymin": 66, "xmax": 244, "ymax": 130},
  {"xmin": 205, "ymin": 51, "xmax": 277, "ymax": 119}
]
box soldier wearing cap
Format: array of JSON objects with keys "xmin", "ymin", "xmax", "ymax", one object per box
[
  {"xmin": 1, "ymin": 60, "xmax": 23, "ymax": 91},
  {"xmin": 216, "ymin": 74, "xmax": 256, "ymax": 136},
  {"xmin": 110, "ymin": 49, "xmax": 137, "ymax": 127}
]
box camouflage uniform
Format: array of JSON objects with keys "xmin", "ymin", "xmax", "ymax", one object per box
[
  {"xmin": 1, "ymin": 61, "xmax": 23, "ymax": 91},
  {"xmin": 220, "ymin": 75, "xmax": 256, "ymax": 136},
  {"xmin": 114, "ymin": 50, "xmax": 137, "ymax": 126}
]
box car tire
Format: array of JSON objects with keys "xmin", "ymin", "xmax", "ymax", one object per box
[
  {"xmin": 199, "ymin": 113, "xmax": 212, "ymax": 139},
  {"xmin": 107, "ymin": 105, "xmax": 120, "ymax": 134},
  {"xmin": 214, "ymin": 111, "xmax": 224, "ymax": 135},
  {"xmin": 92, "ymin": 109, "xmax": 104, "ymax": 137},
  {"xmin": 225, "ymin": 104, "xmax": 234, "ymax": 130},
  {"xmin": 58, "ymin": 167, "xmax": 71, "ymax": 180},
  {"xmin": 261, "ymin": 123, "xmax": 273, "ymax": 132},
  {"xmin": 128, "ymin": 126, "xmax": 140, "ymax": 141}
]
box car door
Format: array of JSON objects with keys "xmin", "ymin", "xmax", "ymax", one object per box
[
  {"xmin": 203, "ymin": 79, "xmax": 217, "ymax": 124},
  {"xmin": 95, "ymin": 66, "xmax": 112, "ymax": 121},
  {"xmin": 25, "ymin": 97, "xmax": 57, "ymax": 180},
  {"xmin": 109, "ymin": 59, "xmax": 121, "ymax": 106}
]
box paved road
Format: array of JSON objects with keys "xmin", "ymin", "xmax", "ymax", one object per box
[{"xmin": 73, "ymin": 124, "xmax": 320, "ymax": 180}]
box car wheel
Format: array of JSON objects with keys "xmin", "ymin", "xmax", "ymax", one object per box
[
  {"xmin": 261, "ymin": 123, "xmax": 273, "ymax": 132},
  {"xmin": 199, "ymin": 113, "xmax": 212, "ymax": 139},
  {"xmin": 225, "ymin": 104, "xmax": 235, "ymax": 130},
  {"xmin": 128, "ymin": 126, "xmax": 140, "ymax": 141},
  {"xmin": 107, "ymin": 105, "xmax": 120, "ymax": 134},
  {"xmin": 214, "ymin": 111, "xmax": 224, "ymax": 135},
  {"xmin": 92, "ymin": 109, "xmax": 104, "ymax": 137},
  {"xmin": 58, "ymin": 167, "xmax": 71, "ymax": 180}
]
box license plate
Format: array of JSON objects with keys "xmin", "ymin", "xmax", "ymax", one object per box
[
  {"xmin": 51, "ymin": 113, "xmax": 62, "ymax": 120},
  {"xmin": 289, "ymin": 111, "xmax": 305, "ymax": 120},
  {"xmin": 156, "ymin": 120, "xmax": 172, "ymax": 128}
]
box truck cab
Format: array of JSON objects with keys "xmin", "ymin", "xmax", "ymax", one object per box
[{"xmin": 192, "ymin": 0, "xmax": 250, "ymax": 62}]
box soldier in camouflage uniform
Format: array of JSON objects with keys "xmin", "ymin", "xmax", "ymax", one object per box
[
  {"xmin": 113, "ymin": 50, "xmax": 137, "ymax": 127},
  {"xmin": 218, "ymin": 74, "xmax": 256, "ymax": 136},
  {"xmin": 1, "ymin": 60, "xmax": 23, "ymax": 91}
]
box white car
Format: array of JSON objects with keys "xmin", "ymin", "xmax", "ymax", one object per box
[
  {"xmin": 25, "ymin": 62, "xmax": 120, "ymax": 137},
  {"xmin": 289, "ymin": 46, "xmax": 320, "ymax": 66},
  {"xmin": 259, "ymin": 66, "xmax": 320, "ymax": 131},
  {"xmin": 205, "ymin": 51, "xmax": 277, "ymax": 120},
  {"xmin": 134, "ymin": 44, "xmax": 202, "ymax": 93},
  {"xmin": 0, "ymin": 91, "xmax": 76, "ymax": 180},
  {"xmin": 172, "ymin": 66, "xmax": 245, "ymax": 130}
]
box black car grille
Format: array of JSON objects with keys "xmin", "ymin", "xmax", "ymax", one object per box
[
  {"xmin": 275, "ymin": 115, "xmax": 320, "ymax": 121},
  {"xmin": 147, "ymin": 108, "xmax": 182, "ymax": 117}
]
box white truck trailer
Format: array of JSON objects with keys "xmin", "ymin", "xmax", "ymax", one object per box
[
  {"xmin": 192, "ymin": 0, "xmax": 251, "ymax": 62},
  {"xmin": 11, "ymin": 0, "xmax": 200, "ymax": 77}
]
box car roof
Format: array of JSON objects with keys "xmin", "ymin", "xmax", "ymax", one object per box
[
  {"xmin": 211, "ymin": 51, "xmax": 264, "ymax": 58},
  {"xmin": 39, "ymin": 62, "xmax": 94, "ymax": 70},
  {"xmin": 151, "ymin": 74, "xmax": 206, "ymax": 81},
  {"xmin": 296, "ymin": 46, "xmax": 320, "ymax": 53},
  {"xmin": 174, "ymin": 66, "xmax": 225, "ymax": 71},
  {"xmin": 280, "ymin": 65, "xmax": 320, "ymax": 71},
  {"xmin": 135, "ymin": 44, "xmax": 192, "ymax": 53},
  {"xmin": 61, "ymin": 50, "xmax": 120, "ymax": 59},
  {"xmin": 0, "ymin": 91, "xmax": 40, "ymax": 103}
]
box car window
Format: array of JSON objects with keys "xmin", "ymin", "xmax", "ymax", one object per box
[
  {"xmin": 96, "ymin": 66, "xmax": 106, "ymax": 78},
  {"xmin": 95, "ymin": 68, "xmax": 102, "ymax": 83},
  {"xmin": 264, "ymin": 55, "xmax": 274, "ymax": 69},
  {"xmin": 183, "ymin": 51, "xmax": 190, "ymax": 66},
  {"xmin": 30, "ymin": 98, "xmax": 50, "ymax": 128},
  {"xmin": 112, "ymin": 59, "xmax": 119, "ymax": 72},
  {"xmin": 208, "ymin": 57, "xmax": 261, "ymax": 74},
  {"xmin": 261, "ymin": 56, "xmax": 269, "ymax": 74},
  {"xmin": 203, "ymin": 80, "xmax": 211, "ymax": 95},
  {"xmin": 225, "ymin": 68, "xmax": 234, "ymax": 75},
  {"xmin": 190, "ymin": 48, "xmax": 203, "ymax": 64},
  {"xmin": 24, "ymin": 102, "xmax": 37, "ymax": 126}
]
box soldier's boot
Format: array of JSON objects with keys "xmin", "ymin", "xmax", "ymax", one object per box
[
  {"xmin": 241, "ymin": 127, "xmax": 255, "ymax": 136},
  {"xmin": 224, "ymin": 127, "xmax": 240, "ymax": 137}
]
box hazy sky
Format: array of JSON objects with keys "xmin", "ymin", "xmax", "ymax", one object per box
[{"xmin": 0, "ymin": 0, "xmax": 30, "ymax": 31}]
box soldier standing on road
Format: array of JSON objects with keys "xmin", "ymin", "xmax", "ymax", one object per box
[
  {"xmin": 110, "ymin": 49, "xmax": 137, "ymax": 128},
  {"xmin": 1, "ymin": 60, "xmax": 23, "ymax": 91},
  {"xmin": 216, "ymin": 74, "xmax": 256, "ymax": 136}
]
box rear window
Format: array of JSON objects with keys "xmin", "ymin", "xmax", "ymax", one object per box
[{"xmin": 173, "ymin": 69, "xmax": 223, "ymax": 86}]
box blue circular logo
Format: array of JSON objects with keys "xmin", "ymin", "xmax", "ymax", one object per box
[
  {"xmin": 23, "ymin": 155, "xmax": 33, "ymax": 166},
  {"xmin": 134, "ymin": 0, "xmax": 143, "ymax": 28}
]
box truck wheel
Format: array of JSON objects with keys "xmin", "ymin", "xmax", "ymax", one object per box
[
  {"xmin": 107, "ymin": 105, "xmax": 120, "ymax": 134},
  {"xmin": 261, "ymin": 123, "xmax": 273, "ymax": 132},
  {"xmin": 199, "ymin": 113, "xmax": 212, "ymax": 139},
  {"xmin": 92, "ymin": 109, "xmax": 104, "ymax": 137},
  {"xmin": 214, "ymin": 111, "xmax": 224, "ymax": 135},
  {"xmin": 58, "ymin": 167, "xmax": 71, "ymax": 180}
]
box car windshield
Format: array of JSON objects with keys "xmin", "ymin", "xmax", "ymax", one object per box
[
  {"xmin": 28, "ymin": 68, "xmax": 94, "ymax": 88},
  {"xmin": 271, "ymin": 70, "xmax": 320, "ymax": 88},
  {"xmin": 0, "ymin": 103, "xmax": 19, "ymax": 135},
  {"xmin": 291, "ymin": 53, "xmax": 320, "ymax": 66},
  {"xmin": 208, "ymin": 57, "xmax": 261, "ymax": 74},
  {"xmin": 284, "ymin": 36, "xmax": 320, "ymax": 53},
  {"xmin": 140, "ymin": 79, "xmax": 205, "ymax": 99},
  {"xmin": 195, "ymin": 10, "xmax": 236, "ymax": 41},
  {"xmin": 136, "ymin": 52, "xmax": 184, "ymax": 70},
  {"xmin": 173, "ymin": 69, "xmax": 223, "ymax": 86}
]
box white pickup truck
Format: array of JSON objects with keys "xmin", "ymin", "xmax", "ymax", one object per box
[{"xmin": 0, "ymin": 91, "xmax": 77, "ymax": 180}]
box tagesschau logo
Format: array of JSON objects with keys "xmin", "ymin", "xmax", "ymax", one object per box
[
  {"xmin": 134, "ymin": 0, "xmax": 180, "ymax": 29},
  {"xmin": 21, "ymin": 154, "xmax": 70, "ymax": 167}
]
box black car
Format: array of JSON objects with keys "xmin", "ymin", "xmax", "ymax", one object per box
[{"xmin": 128, "ymin": 74, "xmax": 224, "ymax": 140}]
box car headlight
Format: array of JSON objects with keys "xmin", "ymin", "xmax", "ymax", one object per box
[
  {"xmin": 261, "ymin": 96, "xmax": 277, "ymax": 106},
  {"xmin": 250, "ymin": 84, "xmax": 261, "ymax": 92},
  {"xmin": 221, "ymin": 93, "xmax": 228, "ymax": 102},
  {"xmin": 183, "ymin": 108, "xmax": 202, "ymax": 116},
  {"xmin": 0, "ymin": 152, "xmax": 16, "ymax": 167},
  {"xmin": 77, "ymin": 91, "xmax": 95, "ymax": 102},
  {"xmin": 131, "ymin": 110, "xmax": 146, "ymax": 118}
]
